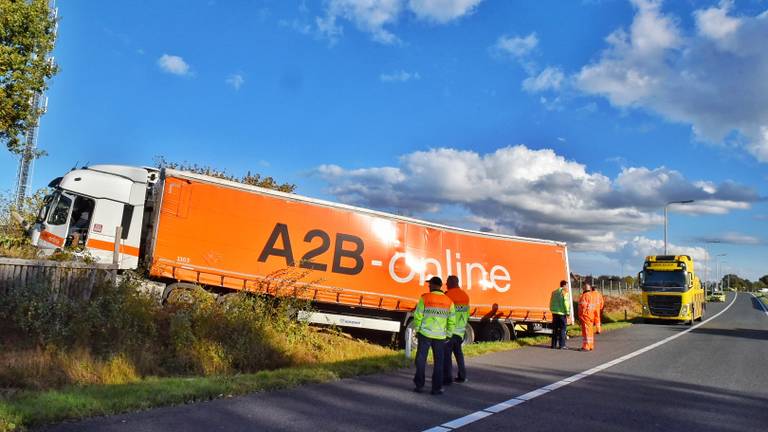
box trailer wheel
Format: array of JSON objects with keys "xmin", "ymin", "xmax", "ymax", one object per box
[
  {"xmin": 462, "ymin": 323, "xmax": 475, "ymax": 345},
  {"xmin": 163, "ymin": 282, "xmax": 211, "ymax": 306},
  {"xmin": 479, "ymin": 320, "xmax": 511, "ymax": 342}
]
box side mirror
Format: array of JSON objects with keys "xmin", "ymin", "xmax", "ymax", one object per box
[{"xmin": 637, "ymin": 272, "xmax": 644, "ymax": 285}]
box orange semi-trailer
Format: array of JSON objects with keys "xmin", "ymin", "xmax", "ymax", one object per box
[{"xmin": 30, "ymin": 165, "xmax": 573, "ymax": 342}]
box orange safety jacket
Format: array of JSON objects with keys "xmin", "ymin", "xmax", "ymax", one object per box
[
  {"xmin": 445, "ymin": 287, "xmax": 470, "ymax": 337},
  {"xmin": 578, "ymin": 291, "xmax": 597, "ymax": 322}
]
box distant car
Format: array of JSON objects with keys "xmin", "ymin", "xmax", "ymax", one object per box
[{"xmin": 709, "ymin": 291, "xmax": 726, "ymax": 302}]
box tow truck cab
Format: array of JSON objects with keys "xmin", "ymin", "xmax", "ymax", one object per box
[
  {"xmin": 30, "ymin": 165, "xmax": 157, "ymax": 269},
  {"xmin": 638, "ymin": 255, "xmax": 705, "ymax": 324}
]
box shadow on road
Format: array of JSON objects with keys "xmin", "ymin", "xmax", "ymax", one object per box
[
  {"xmin": 750, "ymin": 295, "xmax": 767, "ymax": 313},
  {"xmin": 691, "ymin": 327, "xmax": 768, "ymax": 341},
  {"xmin": 41, "ymin": 356, "xmax": 768, "ymax": 432}
]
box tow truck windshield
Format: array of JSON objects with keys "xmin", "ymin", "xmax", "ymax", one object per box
[{"xmin": 641, "ymin": 269, "xmax": 688, "ymax": 292}]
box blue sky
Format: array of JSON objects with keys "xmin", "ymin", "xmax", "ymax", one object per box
[{"xmin": 1, "ymin": 0, "xmax": 766, "ymax": 280}]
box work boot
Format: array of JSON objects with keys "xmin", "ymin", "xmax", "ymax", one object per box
[{"xmin": 431, "ymin": 389, "xmax": 444, "ymax": 395}]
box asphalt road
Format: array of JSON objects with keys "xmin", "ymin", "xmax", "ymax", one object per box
[{"xmin": 43, "ymin": 292, "xmax": 768, "ymax": 432}]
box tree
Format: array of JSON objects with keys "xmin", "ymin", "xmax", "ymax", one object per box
[
  {"xmin": 154, "ymin": 157, "xmax": 296, "ymax": 193},
  {"xmin": 721, "ymin": 274, "xmax": 752, "ymax": 292},
  {"xmin": 760, "ymin": 275, "xmax": 768, "ymax": 287},
  {"xmin": 0, "ymin": 0, "xmax": 58, "ymax": 155}
]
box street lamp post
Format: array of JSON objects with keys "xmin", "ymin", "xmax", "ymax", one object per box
[
  {"xmin": 715, "ymin": 253, "xmax": 727, "ymax": 290},
  {"xmin": 704, "ymin": 240, "xmax": 722, "ymax": 290},
  {"xmin": 664, "ymin": 200, "xmax": 695, "ymax": 255}
]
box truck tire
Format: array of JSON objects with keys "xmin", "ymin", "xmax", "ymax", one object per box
[
  {"xmin": 163, "ymin": 282, "xmax": 211, "ymax": 306},
  {"xmin": 462, "ymin": 323, "xmax": 475, "ymax": 345},
  {"xmin": 479, "ymin": 320, "xmax": 511, "ymax": 342}
]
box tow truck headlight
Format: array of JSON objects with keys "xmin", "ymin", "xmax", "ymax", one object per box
[{"xmin": 680, "ymin": 305, "xmax": 688, "ymax": 316}]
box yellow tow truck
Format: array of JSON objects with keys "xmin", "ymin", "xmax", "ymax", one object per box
[{"xmin": 638, "ymin": 255, "xmax": 705, "ymax": 325}]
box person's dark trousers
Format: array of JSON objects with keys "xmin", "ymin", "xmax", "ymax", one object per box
[
  {"xmin": 443, "ymin": 334, "xmax": 466, "ymax": 383},
  {"xmin": 551, "ymin": 313, "xmax": 568, "ymax": 349},
  {"xmin": 413, "ymin": 333, "xmax": 445, "ymax": 392}
]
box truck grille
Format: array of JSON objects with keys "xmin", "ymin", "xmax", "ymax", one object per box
[{"xmin": 648, "ymin": 295, "xmax": 681, "ymax": 317}]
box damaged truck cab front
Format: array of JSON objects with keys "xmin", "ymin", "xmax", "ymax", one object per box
[{"xmin": 30, "ymin": 165, "xmax": 155, "ymax": 270}]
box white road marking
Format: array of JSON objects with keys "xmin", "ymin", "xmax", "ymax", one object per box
[
  {"xmin": 424, "ymin": 293, "xmax": 739, "ymax": 431},
  {"xmin": 751, "ymin": 293, "xmax": 768, "ymax": 317},
  {"xmin": 441, "ymin": 411, "xmax": 493, "ymax": 429}
]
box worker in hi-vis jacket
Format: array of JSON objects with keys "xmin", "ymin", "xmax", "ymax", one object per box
[
  {"xmin": 549, "ymin": 280, "xmax": 571, "ymax": 349},
  {"xmin": 578, "ymin": 283, "xmax": 598, "ymax": 351},
  {"xmin": 592, "ymin": 285, "xmax": 604, "ymax": 334},
  {"xmin": 412, "ymin": 276, "xmax": 456, "ymax": 395},
  {"xmin": 443, "ymin": 275, "xmax": 470, "ymax": 384}
]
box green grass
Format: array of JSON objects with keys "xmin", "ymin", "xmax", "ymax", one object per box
[
  {"xmin": 461, "ymin": 321, "xmax": 631, "ymax": 357},
  {"xmin": 0, "ymin": 321, "xmax": 631, "ymax": 431},
  {"xmin": 755, "ymin": 292, "xmax": 768, "ymax": 308}
]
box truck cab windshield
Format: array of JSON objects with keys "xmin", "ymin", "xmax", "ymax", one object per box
[
  {"xmin": 642, "ymin": 270, "xmax": 687, "ymax": 292},
  {"xmin": 36, "ymin": 193, "xmax": 55, "ymax": 223}
]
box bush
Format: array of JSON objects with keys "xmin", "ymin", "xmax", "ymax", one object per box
[{"xmin": 0, "ymin": 269, "xmax": 321, "ymax": 390}]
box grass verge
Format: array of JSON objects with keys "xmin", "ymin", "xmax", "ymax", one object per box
[
  {"xmin": 754, "ymin": 292, "xmax": 768, "ymax": 308},
  {"xmin": 462, "ymin": 321, "xmax": 631, "ymax": 357},
  {"xmin": 0, "ymin": 321, "xmax": 631, "ymax": 431}
]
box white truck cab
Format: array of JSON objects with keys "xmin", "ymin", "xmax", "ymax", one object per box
[{"xmin": 31, "ymin": 165, "xmax": 157, "ymax": 269}]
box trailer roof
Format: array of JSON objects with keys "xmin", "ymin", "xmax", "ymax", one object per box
[{"xmin": 163, "ymin": 168, "xmax": 567, "ymax": 247}]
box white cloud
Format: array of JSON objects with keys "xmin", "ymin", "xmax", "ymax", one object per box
[
  {"xmin": 694, "ymin": 0, "xmax": 741, "ymax": 40},
  {"xmin": 694, "ymin": 232, "xmax": 762, "ymax": 245},
  {"xmin": 315, "ymin": 145, "xmax": 758, "ymax": 251},
  {"xmin": 613, "ymin": 236, "xmax": 709, "ymax": 269},
  {"xmin": 226, "ymin": 74, "xmax": 245, "ymax": 90},
  {"xmin": 315, "ymin": 0, "xmax": 484, "ymax": 44},
  {"xmin": 408, "ymin": 0, "xmax": 483, "ymax": 23},
  {"xmin": 380, "ymin": 70, "xmax": 421, "ymax": 82},
  {"xmin": 491, "ymin": 33, "xmax": 538, "ymax": 59},
  {"xmin": 575, "ymin": 0, "xmax": 768, "ymax": 162},
  {"xmin": 157, "ymin": 54, "xmax": 190, "ymax": 76},
  {"xmin": 522, "ymin": 66, "xmax": 564, "ymax": 93},
  {"xmin": 318, "ymin": 0, "xmax": 402, "ymax": 45}
]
